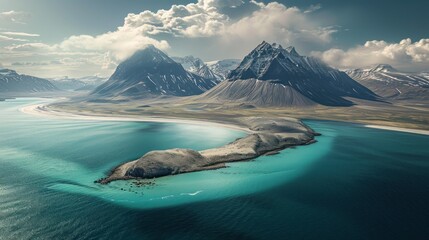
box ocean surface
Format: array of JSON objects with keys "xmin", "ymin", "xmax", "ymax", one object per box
[{"xmin": 0, "ymin": 98, "xmax": 428, "ymax": 240}]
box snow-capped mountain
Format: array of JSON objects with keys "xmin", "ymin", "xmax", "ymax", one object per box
[
  {"xmin": 92, "ymin": 45, "xmax": 218, "ymax": 98},
  {"xmin": 197, "ymin": 41, "xmax": 377, "ymax": 107},
  {"xmin": 0, "ymin": 68, "xmax": 58, "ymax": 93},
  {"xmin": 346, "ymin": 64, "xmax": 429, "ymax": 100},
  {"xmin": 206, "ymin": 59, "xmax": 240, "ymax": 80},
  {"xmin": 50, "ymin": 76, "xmax": 107, "ymax": 91},
  {"xmin": 419, "ymin": 72, "xmax": 429, "ymax": 80},
  {"xmin": 173, "ymin": 56, "xmax": 222, "ymax": 81}
]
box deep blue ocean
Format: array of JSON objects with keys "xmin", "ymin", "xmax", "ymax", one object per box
[{"xmin": 0, "ymin": 98, "xmax": 428, "ymax": 240}]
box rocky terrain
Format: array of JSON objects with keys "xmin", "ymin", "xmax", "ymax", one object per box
[
  {"xmin": 91, "ymin": 45, "xmax": 219, "ymax": 100},
  {"xmin": 97, "ymin": 117, "xmax": 319, "ymax": 184},
  {"xmin": 194, "ymin": 41, "xmax": 378, "ymax": 107},
  {"xmin": 50, "ymin": 76, "xmax": 107, "ymax": 91},
  {"xmin": 206, "ymin": 59, "xmax": 241, "ymax": 80},
  {"xmin": 172, "ymin": 56, "xmax": 222, "ymax": 81},
  {"xmin": 0, "ymin": 68, "xmax": 58, "ymax": 93},
  {"xmin": 346, "ymin": 64, "xmax": 429, "ymax": 100}
]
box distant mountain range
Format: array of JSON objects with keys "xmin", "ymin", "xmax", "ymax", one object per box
[
  {"xmin": 172, "ymin": 56, "xmax": 222, "ymax": 81},
  {"xmin": 50, "ymin": 76, "xmax": 107, "ymax": 91},
  {"xmin": 173, "ymin": 56, "xmax": 240, "ymax": 81},
  {"xmin": 0, "ymin": 68, "xmax": 58, "ymax": 93},
  {"xmin": 206, "ymin": 59, "xmax": 241, "ymax": 80},
  {"xmin": 346, "ymin": 64, "xmax": 429, "ymax": 100},
  {"xmin": 91, "ymin": 45, "xmax": 219, "ymax": 99},
  {"xmin": 197, "ymin": 41, "xmax": 378, "ymax": 107},
  {"xmin": 3, "ymin": 42, "xmax": 426, "ymax": 105}
]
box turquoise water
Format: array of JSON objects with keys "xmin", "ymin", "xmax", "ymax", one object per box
[{"xmin": 1, "ymin": 98, "xmax": 428, "ymax": 239}]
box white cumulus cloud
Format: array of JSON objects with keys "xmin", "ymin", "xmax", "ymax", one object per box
[
  {"xmin": 313, "ymin": 38, "xmax": 429, "ymax": 72},
  {"xmin": 2, "ymin": 0, "xmax": 337, "ymax": 77}
]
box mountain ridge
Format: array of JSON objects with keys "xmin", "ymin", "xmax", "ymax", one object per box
[
  {"xmin": 196, "ymin": 41, "xmax": 378, "ymax": 107},
  {"xmin": 91, "ymin": 45, "xmax": 219, "ymax": 99},
  {"xmin": 346, "ymin": 64, "xmax": 429, "ymax": 100},
  {"xmin": 0, "ymin": 68, "xmax": 58, "ymax": 93}
]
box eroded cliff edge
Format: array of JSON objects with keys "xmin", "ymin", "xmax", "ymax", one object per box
[{"xmin": 97, "ymin": 117, "xmax": 320, "ymax": 184}]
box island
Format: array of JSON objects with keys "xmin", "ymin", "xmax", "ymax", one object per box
[{"xmin": 96, "ymin": 117, "xmax": 320, "ymax": 184}]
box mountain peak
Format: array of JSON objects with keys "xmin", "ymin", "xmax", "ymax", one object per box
[
  {"xmin": 370, "ymin": 64, "xmax": 397, "ymax": 73},
  {"xmin": 0, "ymin": 68, "xmax": 17, "ymax": 76},
  {"xmin": 92, "ymin": 46, "xmax": 217, "ymax": 98},
  {"xmin": 126, "ymin": 45, "xmax": 174, "ymax": 65},
  {"xmin": 285, "ymin": 46, "xmax": 300, "ymax": 56},
  {"xmin": 252, "ymin": 41, "xmax": 300, "ymax": 57}
]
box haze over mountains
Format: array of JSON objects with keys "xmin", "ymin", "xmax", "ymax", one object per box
[
  {"xmin": 173, "ymin": 56, "xmax": 240, "ymax": 81},
  {"xmin": 172, "ymin": 56, "xmax": 221, "ymax": 81},
  {"xmin": 206, "ymin": 59, "xmax": 241, "ymax": 80},
  {"xmin": 3, "ymin": 42, "xmax": 427, "ymax": 106},
  {"xmin": 346, "ymin": 64, "xmax": 429, "ymax": 100},
  {"xmin": 0, "ymin": 68, "xmax": 58, "ymax": 94},
  {"xmin": 197, "ymin": 41, "xmax": 378, "ymax": 107},
  {"xmin": 91, "ymin": 45, "xmax": 219, "ymax": 99},
  {"xmin": 50, "ymin": 76, "xmax": 107, "ymax": 91}
]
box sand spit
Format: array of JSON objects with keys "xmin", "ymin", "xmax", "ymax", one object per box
[{"xmin": 365, "ymin": 125, "xmax": 429, "ymax": 135}]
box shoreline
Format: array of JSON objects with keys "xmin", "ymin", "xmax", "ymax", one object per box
[
  {"xmin": 20, "ymin": 103, "xmax": 429, "ymax": 136},
  {"xmin": 19, "ymin": 101, "xmax": 319, "ymax": 184},
  {"xmin": 20, "ymin": 103, "xmax": 251, "ymax": 133},
  {"xmin": 364, "ymin": 125, "xmax": 429, "ymax": 136}
]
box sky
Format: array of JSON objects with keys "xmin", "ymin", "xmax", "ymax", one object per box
[{"xmin": 0, "ymin": 0, "xmax": 428, "ymax": 78}]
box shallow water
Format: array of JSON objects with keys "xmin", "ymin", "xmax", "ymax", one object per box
[{"xmin": 0, "ymin": 98, "xmax": 428, "ymax": 239}]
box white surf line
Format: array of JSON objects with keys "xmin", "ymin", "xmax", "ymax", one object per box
[
  {"xmin": 365, "ymin": 125, "xmax": 429, "ymax": 136},
  {"xmin": 180, "ymin": 190, "xmax": 203, "ymax": 196}
]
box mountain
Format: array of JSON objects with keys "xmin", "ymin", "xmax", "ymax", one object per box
[
  {"xmin": 206, "ymin": 59, "xmax": 241, "ymax": 80},
  {"xmin": 0, "ymin": 68, "xmax": 58, "ymax": 93},
  {"xmin": 91, "ymin": 46, "xmax": 219, "ymax": 99},
  {"xmin": 420, "ymin": 72, "xmax": 429, "ymax": 79},
  {"xmin": 51, "ymin": 76, "xmax": 107, "ymax": 91},
  {"xmin": 173, "ymin": 56, "xmax": 222, "ymax": 81},
  {"xmin": 346, "ymin": 64, "xmax": 429, "ymax": 100},
  {"xmin": 50, "ymin": 77, "xmax": 86, "ymax": 91},
  {"xmin": 196, "ymin": 41, "xmax": 378, "ymax": 107}
]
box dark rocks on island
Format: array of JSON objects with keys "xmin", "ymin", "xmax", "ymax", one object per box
[{"xmin": 97, "ymin": 117, "xmax": 320, "ymax": 184}]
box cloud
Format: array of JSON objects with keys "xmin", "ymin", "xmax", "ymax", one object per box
[
  {"xmin": 313, "ymin": 38, "xmax": 429, "ymax": 72},
  {"xmin": 0, "ymin": 11, "xmax": 28, "ymax": 24},
  {"xmin": 1, "ymin": 31, "xmax": 40, "ymax": 37},
  {"xmin": 2, "ymin": 1, "xmax": 336, "ymax": 77},
  {"xmin": 0, "ymin": 35, "xmax": 28, "ymax": 42},
  {"xmin": 224, "ymin": 3, "xmax": 334, "ymax": 46},
  {"xmin": 304, "ymin": 4, "xmax": 322, "ymax": 14},
  {"xmin": 5, "ymin": 42, "xmax": 53, "ymax": 51},
  {"xmin": 119, "ymin": 0, "xmax": 335, "ymax": 60}
]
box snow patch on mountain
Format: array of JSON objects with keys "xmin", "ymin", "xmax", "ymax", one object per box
[
  {"xmin": 197, "ymin": 41, "xmax": 377, "ymax": 107},
  {"xmin": 0, "ymin": 69, "xmax": 58, "ymax": 93},
  {"xmin": 91, "ymin": 45, "xmax": 218, "ymax": 99},
  {"xmin": 346, "ymin": 64, "xmax": 429, "ymax": 100},
  {"xmin": 206, "ymin": 59, "xmax": 241, "ymax": 80}
]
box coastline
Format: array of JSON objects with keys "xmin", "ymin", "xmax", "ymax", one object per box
[
  {"xmin": 21, "ymin": 103, "xmax": 429, "ymax": 136},
  {"xmin": 19, "ymin": 102, "xmax": 319, "ymax": 184},
  {"xmin": 365, "ymin": 125, "xmax": 429, "ymax": 136},
  {"xmin": 20, "ymin": 103, "xmax": 251, "ymax": 133}
]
